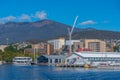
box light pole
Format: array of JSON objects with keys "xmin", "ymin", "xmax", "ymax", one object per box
[
  {"xmin": 68, "ymin": 16, "xmax": 78, "ymax": 55},
  {"xmin": 34, "ymin": 48, "xmax": 36, "ymax": 63}
]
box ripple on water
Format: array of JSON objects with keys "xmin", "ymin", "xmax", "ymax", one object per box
[{"xmin": 1, "ymin": 64, "xmax": 120, "ymax": 80}]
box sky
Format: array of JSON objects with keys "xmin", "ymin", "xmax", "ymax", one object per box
[{"xmin": 0, "ymin": 0, "xmax": 120, "ymax": 31}]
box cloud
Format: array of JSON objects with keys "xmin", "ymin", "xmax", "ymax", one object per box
[
  {"xmin": 0, "ymin": 16, "xmax": 16, "ymax": 21},
  {"xmin": 34, "ymin": 11, "xmax": 47, "ymax": 19},
  {"xmin": 19, "ymin": 14, "xmax": 31, "ymax": 21},
  {"xmin": 0, "ymin": 10, "xmax": 47, "ymax": 23},
  {"xmin": 80, "ymin": 20, "xmax": 96, "ymax": 26},
  {"xmin": 0, "ymin": 16, "xmax": 16, "ymax": 24}
]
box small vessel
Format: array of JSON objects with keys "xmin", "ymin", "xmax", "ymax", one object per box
[
  {"xmin": 84, "ymin": 64, "xmax": 90, "ymax": 68},
  {"xmin": 31, "ymin": 48, "xmax": 37, "ymax": 65},
  {"xmin": 13, "ymin": 57, "xmax": 32, "ymax": 65},
  {"xmin": 0, "ymin": 61, "xmax": 2, "ymax": 65}
]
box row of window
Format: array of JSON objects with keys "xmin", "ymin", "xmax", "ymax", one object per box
[
  {"xmin": 49, "ymin": 59, "xmax": 62, "ymax": 63},
  {"xmin": 14, "ymin": 58, "xmax": 31, "ymax": 60},
  {"xmin": 85, "ymin": 57, "xmax": 120, "ymax": 61}
]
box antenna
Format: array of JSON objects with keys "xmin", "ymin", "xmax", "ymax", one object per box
[
  {"xmin": 68, "ymin": 16, "xmax": 78, "ymax": 55},
  {"xmin": 6, "ymin": 38, "xmax": 9, "ymax": 45}
]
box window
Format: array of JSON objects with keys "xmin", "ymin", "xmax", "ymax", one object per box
[
  {"xmin": 67, "ymin": 59, "xmax": 69, "ymax": 62},
  {"xmin": 59, "ymin": 59, "xmax": 61, "ymax": 63},
  {"xmin": 55, "ymin": 59, "xmax": 58, "ymax": 63},
  {"xmin": 50, "ymin": 59, "xmax": 52, "ymax": 63}
]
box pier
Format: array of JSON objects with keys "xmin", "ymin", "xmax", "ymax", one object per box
[
  {"xmin": 56, "ymin": 64, "xmax": 98, "ymax": 68},
  {"xmin": 56, "ymin": 64, "xmax": 84, "ymax": 67}
]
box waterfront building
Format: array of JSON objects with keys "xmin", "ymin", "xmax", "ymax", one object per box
[
  {"xmin": 73, "ymin": 42, "xmax": 84, "ymax": 52},
  {"xmin": 46, "ymin": 44, "xmax": 54, "ymax": 55},
  {"xmin": 65, "ymin": 40, "xmax": 80, "ymax": 46},
  {"xmin": 64, "ymin": 39, "xmax": 106, "ymax": 52},
  {"xmin": 47, "ymin": 38, "xmax": 65, "ymax": 54},
  {"xmin": 25, "ymin": 43, "xmax": 54, "ymax": 55},
  {"xmin": 65, "ymin": 52, "xmax": 120, "ymax": 66},
  {"xmin": 37, "ymin": 55, "xmax": 66, "ymax": 65},
  {"xmin": 101, "ymin": 39, "xmax": 120, "ymax": 52},
  {"xmin": 65, "ymin": 40, "xmax": 80, "ymax": 52},
  {"xmin": 73, "ymin": 39, "xmax": 106, "ymax": 52},
  {"xmin": 24, "ymin": 48, "xmax": 45, "ymax": 54},
  {"xmin": 83, "ymin": 39, "xmax": 106, "ymax": 52}
]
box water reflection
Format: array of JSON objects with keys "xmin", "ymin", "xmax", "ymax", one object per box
[{"xmin": 0, "ymin": 64, "xmax": 120, "ymax": 80}]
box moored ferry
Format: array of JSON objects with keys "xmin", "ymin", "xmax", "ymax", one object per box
[{"xmin": 13, "ymin": 57, "xmax": 32, "ymax": 65}]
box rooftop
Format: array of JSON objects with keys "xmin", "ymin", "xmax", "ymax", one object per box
[{"xmin": 75, "ymin": 52, "xmax": 120, "ymax": 58}]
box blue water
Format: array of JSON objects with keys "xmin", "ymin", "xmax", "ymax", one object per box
[{"xmin": 0, "ymin": 64, "xmax": 120, "ymax": 80}]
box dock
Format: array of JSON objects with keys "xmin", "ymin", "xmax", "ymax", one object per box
[{"xmin": 56, "ymin": 64, "xmax": 84, "ymax": 67}]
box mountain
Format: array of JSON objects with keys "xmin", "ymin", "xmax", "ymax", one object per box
[
  {"xmin": 0, "ymin": 20, "xmax": 80, "ymax": 44},
  {"xmin": 0, "ymin": 19, "xmax": 120, "ymax": 44},
  {"xmin": 71, "ymin": 30, "xmax": 120, "ymax": 40}
]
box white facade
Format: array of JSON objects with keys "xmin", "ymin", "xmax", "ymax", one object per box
[
  {"xmin": 75, "ymin": 52, "xmax": 120, "ymax": 58},
  {"xmin": 65, "ymin": 53, "xmax": 85, "ymax": 65},
  {"xmin": 37, "ymin": 55, "xmax": 66, "ymax": 65},
  {"xmin": 48, "ymin": 38, "xmax": 65, "ymax": 50},
  {"xmin": 65, "ymin": 52, "xmax": 120, "ymax": 65},
  {"xmin": 65, "ymin": 40, "xmax": 80, "ymax": 45}
]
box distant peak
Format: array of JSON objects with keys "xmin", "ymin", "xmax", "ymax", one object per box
[
  {"xmin": 5, "ymin": 22, "xmax": 17, "ymax": 24},
  {"xmin": 84, "ymin": 27, "xmax": 96, "ymax": 31}
]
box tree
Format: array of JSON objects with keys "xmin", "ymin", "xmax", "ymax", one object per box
[
  {"xmin": 113, "ymin": 46, "xmax": 119, "ymax": 52},
  {"xmin": 3, "ymin": 45, "xmax": 21, "ymax": 62},
  {"xmin": 0, "ymin": 50, "xmax": 3, "ymax": 61},
  {"xmin": 4, "ymin": 45, "xmax": 17, "ymax": 53},
  {"xmin": 2, "ymin": 45, "xmax": 34, "ymax": 62},
  {"xmin": 2, "ymin": 52, "xmax": 16, "ymax": 62}
]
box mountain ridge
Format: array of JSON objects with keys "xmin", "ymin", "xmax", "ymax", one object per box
[
  {"xmin": 0, "ymin": 19, "xmax": 120, "ymax": 44},
  {"xmin": 0, "ymin": 19, "xmax": 79, "ymax": 44}
]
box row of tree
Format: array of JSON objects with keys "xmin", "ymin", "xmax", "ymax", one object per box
[{"xmin": 0, "ymin": 45, "xmax": 34, "ymax": 62}]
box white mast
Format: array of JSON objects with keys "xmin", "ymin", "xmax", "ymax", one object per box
[
  {"xmin": 68, "ymin": 16, "xmax": 78, "ymax": 55},
  {"xmin": 33, "ymin": 48, "xmax": 36, "ymax": 63}
]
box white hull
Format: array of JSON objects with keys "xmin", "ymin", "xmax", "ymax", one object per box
[
  {"xmin": 0, "ymin": 61, "xmax": 2, "ymax": 65},
  {"xmin": 13, "ymin": 57, "xmax": 32, "ymax": 66},
  {"xmin": 13, "ymin": 62, "xmax": 31, "ymax": 66}
]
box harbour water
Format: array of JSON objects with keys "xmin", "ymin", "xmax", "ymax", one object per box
[{"xmin": 0, "ymin": 64, "xmax": 120, "ymax": 80}]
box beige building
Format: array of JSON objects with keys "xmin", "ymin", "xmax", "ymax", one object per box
[
  {"xmin": 73, "ymin": 42, "xmax": 84, "ymax": 52},
  {"xmin": 25, "ymin": 43, "xmax": 54, "ymax": 55},
  {"xmin": 45, "ymin": 44, "xmax": 54, "ymax": 55},
  {"xmin": 47, "ymin": 37, "xmax": 65, "ymax": 53},
  {"xmin": 32, "ymin": 43, "xmax": 45, "ymax": 49},
  {"xmin": 84, "ymin": 39, "xmax": 106, "ymax": 52},
  {"xmin": 73, "ymin": 39, "xmax": 106, "ymax": 52}
]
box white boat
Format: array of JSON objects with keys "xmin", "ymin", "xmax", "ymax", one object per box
[
  {"xmin": 13, "ymin": 57, "xmax": 32, "ymax": 65},
  {"xmin": 0, "ymin": 61, "xmax": 2, "ymax": 65}
]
